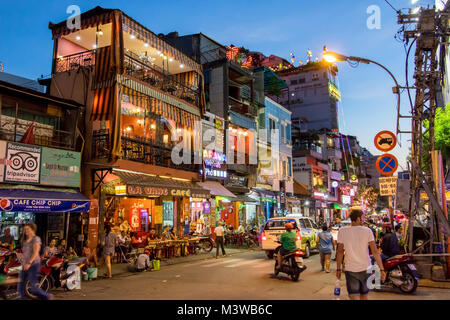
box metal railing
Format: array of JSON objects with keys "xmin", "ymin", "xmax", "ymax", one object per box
[
  {"xmin": 92, "ymin": 130, "xmax": 199, "ymax": 172},
  {"xmin": 228, "ymin": 96, "xmax": 257, "ymax": 117},
  {"xmin": 0, "ymin": 116, "xmax": 76, "ymax": 150},
  {"xmin": 124, "ymin": 53, "xmax": 200, "ymax": 107},
  {"xmin": 55, "ymin": 50, "xmax": 96, "ymax": 73}
]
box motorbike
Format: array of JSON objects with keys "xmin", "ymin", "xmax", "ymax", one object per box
[
  {"xmin": 273, "ymin": 241, "xmax": 307, "ymax": 282},
  {"xmin": 189, "ymin": 232, "xmax": 215, "ymax": 253},
  {"xmin": 0, "ymin": 248, "xmax": 21, "ymax": 300},
  {"xmin": 26, "ymin": 252, "xmax": 88, "ymax": 299},
  {"xmin": 371, "ymin": 254, "xmax": 420, "ymax": 294}
]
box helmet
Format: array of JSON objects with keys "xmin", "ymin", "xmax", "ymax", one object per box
[
  {"xmin": 144, "ymin": 249, "xmax": 151, "ymax": 255},
  {"xmin": 285, "ymin": 223, "xmax": 293, "ymax": 230}
]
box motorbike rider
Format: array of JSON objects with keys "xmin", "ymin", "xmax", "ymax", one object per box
[
  {"xmin": 380, "ymin": 222, "xmax": 400, "ymax": 261},
  {"xmin": 276, "ymin": 223, "xmax": 297, "ymax": 270}
]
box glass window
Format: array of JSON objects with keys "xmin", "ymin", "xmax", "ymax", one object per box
[
  {"xmin": 303, "ymin": 219, "xmax": 313, "ymax": 228},
  {"xmin": 298, "ymin": 219, "xmax": 307, "ymax": 228},
  {"xmin": 264, "ymin": 219, "xmax": 297, "ymax": 230}
]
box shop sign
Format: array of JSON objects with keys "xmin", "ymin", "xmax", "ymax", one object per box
[
  {"xmin": 225, "ymin": 175, "xmax": 248, "ymax": 188},
  {"xmin": 154, "ymin": 205, "xmax": 163, "ymax": 224},
  {"xmin": 126, "ymin": 184, "xmax": 209, "ymax": 198},
  {"xmin": 130, "ymin": 206, "xmax": 141, "ymax": 231},
  {"xmin": 40, "ymin": 147, "xmax": 81, "ymax": 188},
  {"xmin": 0, "ymin": 141, "xmax": 81, "ymax": 188},
  {"xmin": 328, "ymin": 81, "xmax": 341, "ymax": 101},
  {"xmin": 0, "ymin": 198, "xmax": 90, "ymax": 213},
  {"xmin": 4, "ymin": 142, "xmax": 41, "ymax": 184},
  {"xmin": 341, "ymin": 195, "xmax": 351, "ymax": 205},
  {"xmin": 203, "ymin": 201, "xmax": 211, "ymax": 214},
  {"xmin": 115, "ymin": 185, "xmax": 127, "ymax": 195}
]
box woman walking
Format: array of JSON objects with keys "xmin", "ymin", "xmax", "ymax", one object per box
[
  {"xmin": 101, "ymin": 225, "xmax": 117, "ymax": 278},
  {"xmin": 17, "ymin": 222, "xmax": 52, "ymax": 300}
]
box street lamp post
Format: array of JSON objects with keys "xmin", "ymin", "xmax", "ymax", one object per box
[{"xmin": 323, "ymin": 50, "xmax": 401, "ymax": 140}]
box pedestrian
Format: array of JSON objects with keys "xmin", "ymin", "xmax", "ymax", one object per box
[
  {"xmin": 0, "ymin": 228, "xmax": 15, "ymax": 250},
  {"xmin": 336, "ymin": 209, "xmax": 386, "ymax": 300},
  {"xmin": 17, "ymin": 222, "xmax": 52, "ymax": 300},
  {"xmin": 101, "ymin": 224, "xmax": 117, "ymax": 279},
  {"xmin": 215, "ymin": 222, "xmax": 226, "ymax": 258},
  {"xmin": 318, "ymin": 225, "xmax": 335, "ymax": 273}
]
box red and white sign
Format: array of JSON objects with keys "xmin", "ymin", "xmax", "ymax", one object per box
[{"xmin": 374, "ymin": 131, "xmax": 397, "ymax": 152}]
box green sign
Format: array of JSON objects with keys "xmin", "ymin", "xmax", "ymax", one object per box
[{"xmin": 40, "ymin": 147, "xmax": 81, "ymax": 188}]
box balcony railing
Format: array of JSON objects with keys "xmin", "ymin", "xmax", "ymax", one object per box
[
  {"xmin": 55, "ymin": 50, "xmax": 95, "ymax": 73},
  {"xmin": 92, "ymin": 130, "xmax": 198, "ymax": 172},
  {"xmin": 0, "ymin": 115, "xmax": 76, "ymax": 150},
  {"xmin": 228, "ymin": 96, "xmax": 257, "ymax": 117},
  {"xmin": 124, "ymin": 53, "xmax": 200, "ymax": 107}
]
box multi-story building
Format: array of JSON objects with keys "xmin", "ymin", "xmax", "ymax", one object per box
[
  {"xmin": 256, "ymin": 96, "xmax": 294, "ymax": 219},
  {"xmin": 163, "ymin": 32, "xmax": 262, "ymax": 229},
  {"xmin": 0, "ymin": 78, "xmax": 88, "ymax": 251},
  {"xmin": 275, "ymin": 60, "xmax": 341, "ymax": 132},
  {"xmin": 47, "ymin": 7, "xmax": 211, "ymax": 242}
]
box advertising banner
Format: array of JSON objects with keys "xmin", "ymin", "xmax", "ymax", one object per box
[
  {"xmin": 0, "ymin": 197, "xmax": 90, "ymax": 213},
  {"xmin": 40, "ymin": 147, "xmax": 81, "ymax": 187},
  {"xmin": 4, "ymin": 142, "xmax": 41, "ymax": 184}
]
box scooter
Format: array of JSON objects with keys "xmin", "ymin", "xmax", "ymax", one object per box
[
  {"xmin": 190, "ymin": 232, "xmax": 215, "ymax": 253},
  {"xmin": 371, "ymin": 254, "xmax": 420, "ymax": 294},
  {"xmin": 273, "ymin": 241, "xmax": 307, "ymax": 282},
  {"xmin": 0, "ymin": 248, "xmax": 21, "ymax": 300},
  {"xmin": 26, "ymin": 253, "xmax": 87, "ymax": 299}
]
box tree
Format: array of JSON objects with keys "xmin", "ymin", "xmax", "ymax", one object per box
[
  {"xmin": 353, "ymin": 183, "xmax": 379, "ymax": 213},
  {"xmin": 423, "ymin": 104, "xmax": 450, "ymax": 171}
]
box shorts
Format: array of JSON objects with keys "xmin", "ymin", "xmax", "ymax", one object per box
[
  {"xmin": 344, "ymin": 271, "xmax": 370, "ymax": 295},
  {"xmin": 279, "ymin": 247, "xmax": 293, "ymax": 256}
]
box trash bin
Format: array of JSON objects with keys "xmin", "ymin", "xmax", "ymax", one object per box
[
  {"xmin": 152, "ymin": 259, "xmax": 160, "ymax": 271},
  {"xmin": 88, "ymin": 267, "xmax": 98, "ymax": 280}
]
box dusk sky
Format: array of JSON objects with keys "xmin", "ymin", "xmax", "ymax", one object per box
[{"xmin": 0, "ymin": 0, "xmax": 438, "ymax": 170}]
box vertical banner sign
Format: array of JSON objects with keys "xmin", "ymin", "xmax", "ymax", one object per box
[
  {"xmin": 0, "ymin": 140, "xmax": 7, "ymax": 182},
  {"xmin": 4, "ymin": 142, "xmax": 41, "ymax": 183},
  {"xmin": 154, "ymin": 205, "xmax": 163, "ymax": 225},
  {"xmin": 379, "ymin": 177, "xmax": 398, "ymax": 196},
  {"xmin": 88, "ymin": 199, "xmax": 99, "ymax": 249}
]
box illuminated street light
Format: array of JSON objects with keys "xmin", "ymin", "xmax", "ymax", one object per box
[{"xmin": 323, "ymin": 47, "xmax": 402, "ymax": 139}]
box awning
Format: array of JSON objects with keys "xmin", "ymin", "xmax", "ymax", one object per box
[
  {"xmin": 197, "ymin": 181, "xmax": 236, "ymax": 198},
  {"xmin": 0, "ymin": 189, "xmax": 90, "ymax": 213},
  {"xmin": 293, "ymin": 180, "xmax": 311, "ymax": 197},
  {"xmin": 112, "ymin": 170, "xmax": 210, "ymax": 198},
  {"xmin": 232, "ymin": 194, "xmax": 258, "ymax": 204}
]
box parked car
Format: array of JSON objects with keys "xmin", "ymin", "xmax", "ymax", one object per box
[
  {"xmin": 261, "ymin": 215, "xmax": 319, "ymax": 259},
  {"xmin": 331, "ymin": 219, "xmax": 352, "ymax": 240}
]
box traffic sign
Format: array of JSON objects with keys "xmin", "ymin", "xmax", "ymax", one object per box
[
  {"xmin": 374, "ymin": 131, "xmax": 397, "ymax": 152},
  {"xmin": 379, "ymin": 177, "xmax": 398, "ymax": 196},
  {"xmin": 376, "ymin": 153, "xmax": 398, "ymax": 176}
]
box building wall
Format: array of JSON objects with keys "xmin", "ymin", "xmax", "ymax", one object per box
[{"xmin": 277, "ymin": 66, "xmax": 339, "ymax": 131}]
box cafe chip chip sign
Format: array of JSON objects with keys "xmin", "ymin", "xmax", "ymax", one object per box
[{"xmin": 379, "ymin": 177, "xmax": 398, "ymax": 196}]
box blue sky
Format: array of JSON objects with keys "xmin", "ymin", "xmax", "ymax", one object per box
[{"xmin": 0, "ymin": 0, "xmax": 437, "ymax": 170}]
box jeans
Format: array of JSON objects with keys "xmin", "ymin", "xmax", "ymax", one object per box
[
  {"xmin": 18, "ymin": 262, "xmax": 50, "ymax": 300},
  {"xmin": 216, "ymin": 236, "xmax": 226, "ymax": 256}
]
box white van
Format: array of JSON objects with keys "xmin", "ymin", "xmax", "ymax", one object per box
[{"xmin": 261, "ymin": 216, "xmax": 319, "ymax": 259}]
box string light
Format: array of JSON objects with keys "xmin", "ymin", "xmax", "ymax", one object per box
[
  {"xmin": 169, "ymin": 58, "xmax": 173, "ymax": 62},
  {"xmin": 179, "ymin": 64, "xmax": 184, "ymax": 68},
  {"xmin": 76, "ymin": 35, "xmax": 81, "ymax": 41},
  {"xmin": 144, "ymin": 43, "xmax": 149, "ymax": 47},
  {"xmin": 130, "ymin": 34, "xmax": 136, "ymax": 39}
]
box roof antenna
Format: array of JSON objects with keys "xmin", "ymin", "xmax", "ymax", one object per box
[{"xmin": 0, "ymin": 62, "xmax": 4, "ymax": 72}]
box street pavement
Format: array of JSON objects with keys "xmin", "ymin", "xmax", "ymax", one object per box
[{"xmin": 55, "ymin": 249, "xmax": 450, "ymax": 300}]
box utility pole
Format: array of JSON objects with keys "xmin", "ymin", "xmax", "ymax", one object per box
[{"xmin": 397, "ymin": 6, "xmax": 450, "ymax": 261}]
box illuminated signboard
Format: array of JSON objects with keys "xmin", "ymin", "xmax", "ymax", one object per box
[
  {"xmin": 342, "ymin": 195, "xmax": 351, "ymax": 205},
  {"xmin": 328, "ymin": 81, "xmax": 341, "ymax": 101},
  {"xmin": 202, "ymin": 149, "xmax": 227, "ymax": 178}
]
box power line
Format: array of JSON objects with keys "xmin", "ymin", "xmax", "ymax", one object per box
[{"xmin": 383, "ymin": 0, "xmax": 399, "ymax": 13}]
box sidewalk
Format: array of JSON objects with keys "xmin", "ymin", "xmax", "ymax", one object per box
[
  {"xmin": 418, "ymin": 279, "xmax": 450, "ymax": 289},
  {"xmin": 93, "ymin": 247, "xmax": 253, "ymax": 279}
]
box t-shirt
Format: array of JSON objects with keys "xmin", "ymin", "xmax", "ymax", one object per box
[
  {"xmin": 381, "ymin": 232, "xmax": 400, "ymax": 257},
  {"xmin": 280, "ymin": 231, "xmax": 297, "ymax": 251},
  {"xmin": 318, "ymin": 231, "xmax": 333, "ymax": 254},
  {"xmin": 337, "ymin": 226, "xmax": 374, "ymax": 272},
  {"xmin": 136, "ymin": 254, "xmax": 150, "ymax": 270},
  {"xmin": 102, "ymin": 232, "xmax": 117, "ymax": 255},
  {"xmin": 22, "ymin": 236, "xmax": 42, "ymax": 265},
  {"xmin": 215, "ymin": 226, "xmax": 224, "ymax": 237}
]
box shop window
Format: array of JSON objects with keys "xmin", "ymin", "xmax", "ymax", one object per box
[{"xmin": 162, "ymin": 201, "xmax": 174, "ymax": 228}]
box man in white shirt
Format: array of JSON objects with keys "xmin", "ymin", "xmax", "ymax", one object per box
[
  {"xmin": 336, "ymin": 209, "xmax": 386, "ymax": 300},
  {"xmin": 214, "ymin": 222, "xmax": 226, "ymax": 258}
]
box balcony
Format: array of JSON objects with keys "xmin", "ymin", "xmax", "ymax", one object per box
[
  {"xmin": 228, "ymin": 96, "xmax": 257, "ymax": 117},
  {"xmin": 55, "ymin": 50, "xmax": 95, "ymax": 73},
  {"xmin": 92, "ymin": 129, "xmax": 198, "ymax": 172},
  {"xmin": 124, "ymin": 52, "xmax": 200, "ymax": 107}
]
